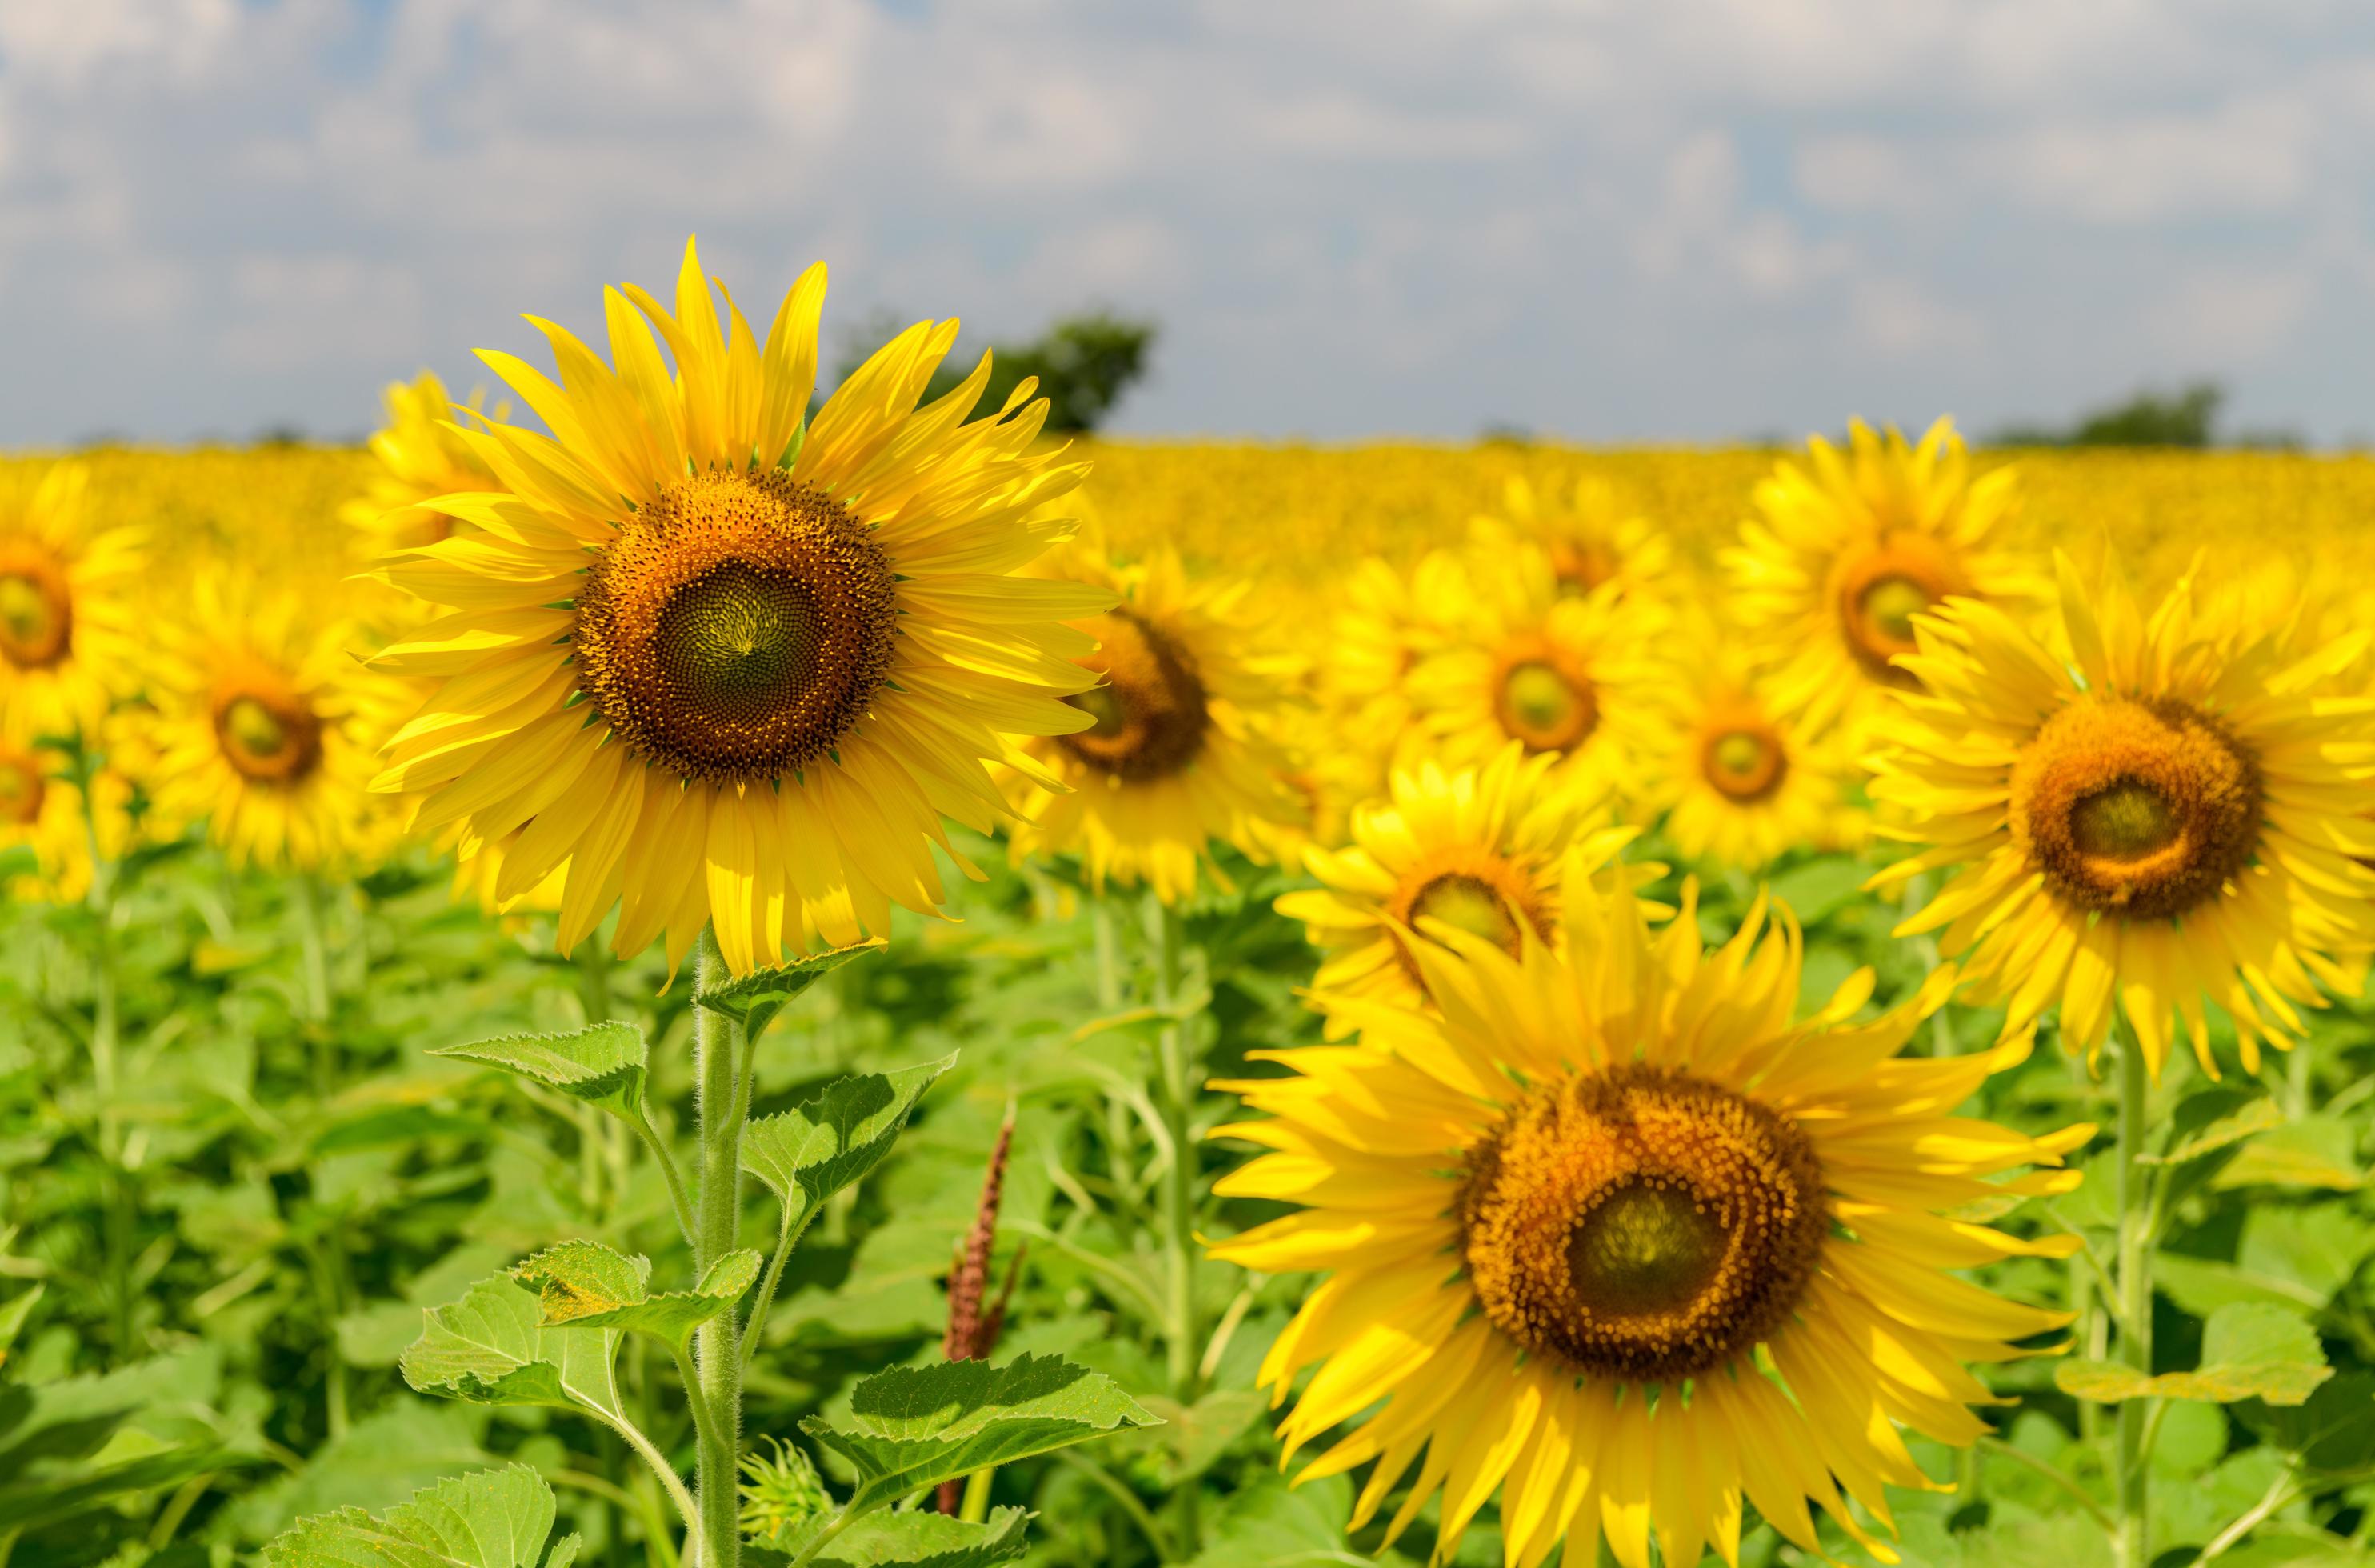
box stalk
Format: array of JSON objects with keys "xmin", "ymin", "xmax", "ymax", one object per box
[
  {"xmin": 294, "ymin": 874, "xmax": 334, "ymax": 1099},
  {"xmin": 692, "ymin": 929, "xmax": 745, "ymax": 1568},
  {"xmin": 1146, "ymin": 891, "xmax": 1200, "ymax": 1558},
  {"xmin": 2113, "ymin": 1021, "xmax": 2153, "ymax": 1568},
  {"xmin": 73, "ymin": 743, "xmax": 133, "ymax": 1358}
]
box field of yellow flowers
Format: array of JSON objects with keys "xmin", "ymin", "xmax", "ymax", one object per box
[{"xmin": 7, "ymin": 246, "xmax": 2375, "ymax": 1568}]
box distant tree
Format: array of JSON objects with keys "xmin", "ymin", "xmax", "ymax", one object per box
[
  {"xmin": 829, "ymin": 310, "xmax": 1157, "ymax": 434},
  {"xmin": 1992, "ymin": 382, "xmax": 2227, "ymax": 448}
]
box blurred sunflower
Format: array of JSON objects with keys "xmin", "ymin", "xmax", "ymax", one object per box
[
  {"xmin": 1277, "ymin": 744, "xmax": 1633, "ymax": 1038},
  {"xmin": 1649, "ymin": 643, "xmax": 1857, "ymax": 871},
  {"xmin": 1404, "ymin": 543, "xmax": 1662, "ymax": 806},
  {"xmin": 1006, "ymin": 540, "xmax": 1305, "ymax": 900},
  {"xmin": 1306, "ymin": 549, "xmax": 1470, "ymax": 820},
  {"xmin": 145, "ymin": 573, "xmax": 394, "ymax": 873},
  {"xmin": 1725, "ymin": 418, "xmax": 2038, "ymax": 736},
  {"xmin": 1471, "ymin": 474, "xmax": 1673, "ymax": 606},
  {"xmin": 373, "ymin": 238, "xmax": 1106, "ymax": 976},
  {"xmin": 0, "ymin": 461, "xmax": 143, "ymax": 746},
  {"xmin": 342, "ymin": 371, "xmax": 508, "ymax": 556},
  {"xmin": 0, "ymin": 730, "xmax": 133, "ymax": 902},
  {"xmin": 1871, "ymin": 553, "xmax": 2375, "ymax": 1078},
  {"xmin": 1213, "ymin": 858, "xmax": 2087, "ymax": 1568}
]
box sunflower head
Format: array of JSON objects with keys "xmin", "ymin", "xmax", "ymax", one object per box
[
  {"xmin": 344, "ymin": 371, "xmax": 508, "ymax": 556},
  {"xmin": 1059, "ymin": 606, "xmax": 1212, "ymax": 782},
  {"xmin": 0, "ymin": 462, "xmax": 142, "ymax": 746},
  {"xmin": 1473, "ymin": 474, "xmax": 1673, "ymax": 606},
  {"xmin": 1649, "ymin": 641, "xmax": 1850, "ymax": 873}
]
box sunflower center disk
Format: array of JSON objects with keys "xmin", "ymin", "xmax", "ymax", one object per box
[
  {"xmin": 1833, "ymin": 535, "xmax": 1965, "ymax": 685},
  {"xmin": 2011, "ymin": 694, "xmax": 2261, "ymax": 921},
  {"xmin": 0, "ymin": 570, "xmax": 71, "ymax": 670},
  {"xmin": 1410, "ymin": 874, "xmax": 1524, "ymax": 952},
  {"xmin": 214, "ymin": 690, "xmax": 324, "ymax": 784},
  {"xmin": 1496, "ymin": 659, "xmax": 1598, "ymax": 753},
  {"xmin": 1703, "ymin": 726, "xmax": 1788, "ymax": 802},
  {"xmin": 575, "ymin": 470, "xmax": 898, "ymax": 784},
  {"xmin": 1058, "ymin": 610, "xmax": 1211, "ymax": 783},
  {"xmin": 1458, "ymin": 1063, "xmax": 1826, "ymax": 1383},
  {"xmin": 0, "ymin": 754, "xmax": 44, "ymax": 825}
]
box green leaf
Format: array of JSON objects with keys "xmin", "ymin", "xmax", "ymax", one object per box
[
  {"xmin": 2054, "ymin": 1302, "xmax": 2332, "ymax": 1406},
  {"xmin": 1182, "ymin": 1472, "xmax": 1360, "ymax": 1568},
  {"xmin": 399, "ymin": 1274, "xmax": 629, "ymax": 1426},
  {"xmin": 2137, "ymin": 1093, "xmax": 2282, "ymax": 1166},
  {"xmin": 511, "ymin": 1240, "xmax": 762, "ymax": 1347},
  {"xmin": 0, "ymin": 1348, "xmax": 251, "ymax": 1532},
  {"xmin": 697, "ymin": 939, "xmax": 884, "ymax": 1037},
  {"xmin": 2214, "ymin": 1116, "xmax": 2365, "ymax": 1190},
  {"xmin": 802, "ymin": 1354, "xmax": 1158, "ymax": 1514},
  {"xmin": 429, "ymin": 1022, "xmax": 650, "ymax": 1123},
  {"xmin": 744, "ymin": 1055, "xmax": 956, "ymax": 1237},
  {"xmin": 2242, "ymin": 1371, "xmax": 2375, "ymax": 1472},
  {"xmin": 754, "ymin": 1506, "xmax": 1034, "ymax": 1567},
  {"xmin": 1122, "ymin": 1388, "xmax": 1266, "ymax": 1487},
  {"xmin": 0, "ymin": 1282, "xmax": 40, "ymax": 1366},
  {"xmin": 262, "ymin": 1463, "xmax": 580, "ymax": 1568}
]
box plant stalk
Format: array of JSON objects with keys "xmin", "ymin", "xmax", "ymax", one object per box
[
  {"xmin": 692, "ymin": 928, "xmax": 745, "ymax": 1568},
  {"xmin": 2113, "ymin": 1021, "xmax": 2153, "ymax": 1568},
  {"xmin": 1146, "ymin": 891, "xmax": 1201, "ymax": 1559},
  {"xmin": 74, "ymin": 743, "xmax": 134, "ymax": 1358}
]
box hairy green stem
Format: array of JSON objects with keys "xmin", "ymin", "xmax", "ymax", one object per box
[
  {"xmin": 1146, "ymin": 892, "xmax": 1201, "ymax": 1559},
  {"xmin": 692, "ymin": 929, "xmax": 745, "ymax": 1568},
  {"xmin": 2113, "ymin": 1022, "xmax": 2154, "ymax": 1568}
]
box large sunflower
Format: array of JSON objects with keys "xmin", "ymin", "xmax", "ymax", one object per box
[
  {"xmin": 342, "ymin": 371, "xmax": 508, "ymax": 556},
  {"xmin": 1403, "ymin": 543, "xmax": 1663, "ymax": 807},
  {"xmin": 1470, "ymin": 474, "xmax": 1673, "ymax": 608},
  {"xmin": 0, "ymin": 461, "xmax": 143, "ymax": 746},
  {"xmin": 1213, "ymin": 858, "xmax": 2086, "ymax": 1567},
  {"xmin": 1006, "ymin": 540, "xmax": 1305, "ymax": 900},
  {"xmin": 146, "ymin": 572, "xmax": 396, "ymax": 874},
  {"xmin": 1649, "ymin": 642, "xmax": 1857, "ymax": 872},
  {"xmin": 1277, "ymin": 743, "xmax": 1632, "ymax": 1038},
  {"xmin": 372, "ymin": 239, "xmax": 1106, "ymax": 976},
  {"xmin": 1870, "ymin": 553, "xmax": 2375, "ymax": 1078},
  {"xmin": 1725, "ymin": 418, "xmax": 2038, "ymax": 736}
]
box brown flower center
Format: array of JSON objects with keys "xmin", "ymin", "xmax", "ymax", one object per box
[
  {"xmin": 1830, "ymin": 532, "xmax": 1969, "ymax": 686},
  {"xmin": 1058, "ymin": 609, "xmax": 1210, "ymax": 782},
  {"xmin": 1458, "ymin": 1063, "xmax": 1825, "ymax": 1383},
  {"xmin": 214, "ymin": 686, "xmax": 324, "ymax": 784},
  {"xmin": 574, "ymin": 470, "xmax": 898, "ymax": 784},
  {"xmin": 2010, "ymin": 693, "xmax": 2261, "ymax": 921},
  {"xmin": 1701, "ymin": 721, "xmax": 1789, "ymax": 803},
  {"xmin": 1382, "ymin": 845, "xmax": 1553, "ymax": 985},
  {"xmin": 0, "ymin": 558, "xmax": 73, "ymax": 671},
  {"xmin": 1491, "ymin": 639, "xmax": 1599, "ymax": 754},
  {"xmin": 0, "ymin": 749, "xmax": 45, "ymax": 825}
]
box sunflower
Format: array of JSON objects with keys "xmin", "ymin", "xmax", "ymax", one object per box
[
  {"xmin": 0, "ymin": 730, "xmax": 133, "ymax": 903},
  {"xmin": 1006, "ymin": 540, "xmax": 1305, "ymax": 901},
  {"xmin": 372, "ymin": 238, "xmax": 1107, "ymax": 977},
  {"xmin": 146, "ymin": 572, "xmax": 396, "ymax": 873},
  {"xmin": 1277, "ymin": 744, "xmax": 1633, "ymax": 1038},
  {"xmin": 1403, "ymin": 543, "xmax": 1663, "ymax": 807},
  {"xmin": 1213, "ymin": 857, "xmax": 2088, "ymax": 1568},
  {"xmin": 1470, "ymin": 474, "xmax": 1673, "ymax": 607},
  {"xmin": 1305, "ymin": 548, "xmax": 1472, "ymax": 826},
  {"xmin": 1649, "ymin": 642, "xmax": 1857, "ymax": 872},
  {"xmin": 342, "ymin": 372, "xmax": 510, "ymax": 556},
  {"xmin": 1870, "ymin": 552, "xmax": 2375, "ymax": 1078},
  {"xmin": 0, "ymin": 461, "xmax": 143, "ymax": 746},
  {"xmin": 1725, "ymin": 418, "xmax": 2039, "ymax": 737}
]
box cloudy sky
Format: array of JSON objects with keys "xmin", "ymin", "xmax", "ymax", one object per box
[{"xmin": 4, "ymin": 0, "xmax": 2372, "ymax": 446}]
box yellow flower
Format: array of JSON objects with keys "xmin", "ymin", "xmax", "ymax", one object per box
[
  {"xmin": 0, "ymin": 730, "xmax": 133, "ymax": 903},
  {"xmin": 1725, "ymin": 418, "xmax": 2040, "ymax": 736},
  {"xmin": 0, "ymin": 462, "xmax": 143, "ymax": 746},
  {"xmin": 1404, "ymin": 543, "xmax": 1664, "ymax": 807},
  {"xmin": 145, "ymin": 573, "xmax": 397, "ymax": 874},
  {"xmin": 1871, "ymin": 552, "xmax": 2375, "ymax": 1078},
  {"xmin": 1213, "ymin": 858, "xmax": 2087, "ymax": 1568},
  {"xmin": 1277, "ymin": 743, "xmax": 1629, "ymax": 1038},
  {"xmin": 372, "ymin": 238, "xmax": 1106, "ymax": 977},
  {"xmin": 1649, "ymin": 644, "xmax": 1854, "ymax": 872},
  {"xmin": 1470, "ymin": 473, "xmax": 1673, "ymax": 607},
  {"xmin": 1006, "ymin": 540, "xmax": 1305, "ymax": 901},
  {"xmin": 1310, "ymin": 549, "xmax": 1470, "ymax": 811},
  {"xmin": 343, "ymin": 371, "xmax": 508, "ymax": 555}
]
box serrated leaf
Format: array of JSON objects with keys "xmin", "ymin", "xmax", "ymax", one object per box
[
  {"xmin": 429, "ymin": 1022, "xmax": 649, "ymax": 1123},
  {"xmin": 2137, "ymin": 1094, "xmax": 2281, "ymax": 1166},
  {"xmin": 697, "ymin": 939, "xmax": 884, "ymax": 1036},
  {"xmin": 512, "ymin": 1240, "xmax": 762, "ymax": 1346},
  {"xmin": 802, "ymin": 1353, "xmax": 1157, "ymax": 1514},
  {"xmin": 744, "ymin": 1056, "xmax": 956, "ymax": 1237},
  {"xmin": 754, "ymin": 1506, "xmax": 1034, "ymax": 1567},
  {"xmin": 2054, "ymin": 1303, "xmax": 2332, "ymax": 1406},
  {"xmin": 263, "ymin": 1463, "xmax": 578, "ymax": 1568},
  {"xmin": 399, "ymin": 1274, "xmax": 628, "ymax": 1426}
]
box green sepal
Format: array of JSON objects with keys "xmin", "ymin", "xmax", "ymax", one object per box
[
  {"xmin": 429, "ymin": 1021, "xmax": 649, "ymax": 1123},
  {"xmin": 262, "ymin": 1462, "xmax": 582, "ymax": 1568},
  {"xmin": 696, "ymin": 938, "xmax": 884, "ymax": 1037},
  {"xmin": 743, "ymin": 1054, "xmax": 956, "ymax": 1238}
]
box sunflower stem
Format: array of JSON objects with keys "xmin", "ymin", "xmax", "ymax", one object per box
[
  {"xmin": 2113, "ymin": 1019, "xmax": 2155, "ymax": 1568},
  {"xmin": 1145, "ymin": 890, "xmax": 1201, "ymax": 1560},
  {"xmin": 692, "ymin": 927, "xmax": 746, "ymax": 1568}
]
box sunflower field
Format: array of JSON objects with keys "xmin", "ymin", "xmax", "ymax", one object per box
[{"xmin": 9, "ymin": 246, "xmax": 2375, "ymax": 1568}]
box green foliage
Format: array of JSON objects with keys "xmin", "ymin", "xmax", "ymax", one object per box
[
  {"xmin": 743, "ymin": 1055, "xmax": 956, "ymax": 1239},
  {"xmin": 1993, "ymin": 381, "xmax": 2225, "ymax": 447},
  {"xmin": 427, "ymin": 1022, "xmax": 650, "ymax": 1123},
  {"xmin": 399, "ymin": 1273, "xmax": 629, "ymax": 1424},
  {"xmin": 830, "ymin": 311, "xmax": 1158, "ymax": 433},
  {"xmin": 510, "ymin": 1239, "xmax": 762, "ymax": 1346},
  {"xmin": 262, "ymin": 1464, "xmax": 580, "ymax": 1568}
]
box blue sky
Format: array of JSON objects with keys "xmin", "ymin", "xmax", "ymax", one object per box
[{"xmin": 3, "ymin": 0, "xmax": 2372, "ymax": 445}]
